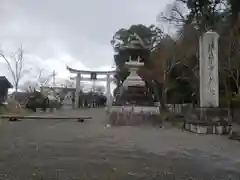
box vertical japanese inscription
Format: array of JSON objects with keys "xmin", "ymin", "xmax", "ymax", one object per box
[{"xmin": 207, "ymin": 38, "xmax": 215, "ymax": 96}]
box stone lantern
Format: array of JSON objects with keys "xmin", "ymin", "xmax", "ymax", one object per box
[{"xmin": 109, "ymin": 35, "xmax": 160, "ymax": 125}]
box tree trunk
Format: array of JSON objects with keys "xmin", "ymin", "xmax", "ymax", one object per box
[
  {"xmin": 237, "ymin": 85, "xmax": 240, "ymax": 95},
  {"xmin": 15, "ymin": 81, "xmax": 19, "ymax": 93},
  {"xmin": 152, "ymin": 81, "xmax": 165, "ymax": 111},
  {"xmin": 161, "ymin": 86, "xmax": 167, "ymax": 110},
  {"xmin": 224, "ymin": 76, "xmax": 232, "ymax": 121}
]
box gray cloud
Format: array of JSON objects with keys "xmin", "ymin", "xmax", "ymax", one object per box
[{"xmin": 0, "ymin": 0, "xmax": 173, "ymax": 86}]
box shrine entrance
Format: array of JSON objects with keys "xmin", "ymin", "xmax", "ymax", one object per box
[{"xmin": 67, "ymin": 66, "xmax": 115, "ymax": 109}]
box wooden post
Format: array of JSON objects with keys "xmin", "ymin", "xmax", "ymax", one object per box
[{"xmin": 75, "ymin": 73, "xmax": 81, "ymax": 108}]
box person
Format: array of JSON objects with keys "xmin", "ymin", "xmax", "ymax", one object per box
[
  {"xmin": 71, "ymin": 96, "xmax": 75, "ymax": 109},
  {"xmin": 84, "ymin": 99, "xmax": 88, "ymax": 108},
  {"xmin": 42, "ymin": 97, "xmax": 49, "ymax": 112},
  {"xmin": 78, "ymin": 97, "xmax": 82, "ymax": 108}
]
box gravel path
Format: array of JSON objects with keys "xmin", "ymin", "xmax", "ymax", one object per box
[{"xmin": 0, "ymin": 108, "xmax": 240, "ymax": 179}]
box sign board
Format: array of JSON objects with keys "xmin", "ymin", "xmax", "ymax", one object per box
[{"xmin": 90, "ymin": 72, "xmax": 97, "ymax": 80}]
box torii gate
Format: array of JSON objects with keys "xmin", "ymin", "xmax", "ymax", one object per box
[{"xmin": 66, "ymin": 66, "xmax": 115, "ymax": 109}]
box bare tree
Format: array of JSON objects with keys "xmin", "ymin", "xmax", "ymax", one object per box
[
  {"xmin": 157, "ymin": 0, "xmax": 188, "ymax": 28},
  {"xmin": 37, "ymin": 68, "xmax": 53, "ymax": 88},
  {"xmin": 20, "ymin": 68, "xmax": 54, "ymax": 92},
  {"xmin": 221, "ymin": 24, "xmax": 240, "ymax": 95},
  {"xmin": 0, "ymin": 46, "xmax": 31, "ymax": 92},
  {"xmin": 20, "ymin": 80, "xmax": 37, "ymax": 92}
]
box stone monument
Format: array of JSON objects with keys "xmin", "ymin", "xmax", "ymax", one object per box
[
  {"xmin": 199, "ymin": 31, "xmax": 219, "ymax": 108},
  {"xmin": 184, "ymin": 31, "xmax": 231, "ymax": 134}
]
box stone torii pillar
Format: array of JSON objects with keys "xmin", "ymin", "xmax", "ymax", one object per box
[
  {"xmin": 75, "ymin": 73, "xmax": 81, "ymax": 108},
  {"xmin": 106, "ymin": 73, "xmax": 112, "ymax": 109}
]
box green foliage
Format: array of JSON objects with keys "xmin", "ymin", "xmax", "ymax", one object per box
[
  {"xmin": 111, "ymin": 0, "xmax": 240, "ymax": 105},
  {"xmin": 219, "ymin": 96, "xmax": 227, "ymax": 107},
  {"xmin": 0, "ymin": 105, "xmax": 7, "ymax": 114},
  {"xmin": 25, "ymin": 91, "xmax": 50, "ymax": 111},
  {"xmin": 128, "ymin": 24, "xmax": 156, "ymax": 46},
  {"xmin": 184, "ymin": 0, "xmax": 222, "ymax": 31},
  {"xmin": 229, "ymin": 0, "xmax": 240, "ymax": 24},
  {"xmin": 111, "ymin": 24, "xmax": 158, "ymax": 83},
  {"xmin": 111, "ymin": 24, "xmax": 162, "ymax": 52},
  {"xmin": 219, "ymin": 95, "xmax": 240, "ymax": 108},
  {"xmin": 231, "ymin": 96, "xmax": 240, "ymax": 107},
  {"xmin": 0, "ymin": 101, "xmax": 28, "ymax": 115}
]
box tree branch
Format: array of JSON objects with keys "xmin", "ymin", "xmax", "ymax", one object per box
[
  {"xmin": 0, "ymin": 52, "xmax": 17, "ymax": 83},
  {"xmin": 0, "ymin": 46, "xmax": 30, "ymax": 92}
]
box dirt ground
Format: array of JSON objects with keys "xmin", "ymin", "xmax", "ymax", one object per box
[{"xmin": 0, "ymin": 108, "xmax": 240, "ymax": 180}]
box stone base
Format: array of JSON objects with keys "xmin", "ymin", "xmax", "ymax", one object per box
[
  {"xmin": 107, "ymin": 106, "xmax": 160, "ymax": 126},
  {"xmin": 108, "ymin": 111, "xmax": 160, "ymax": 126},
  {"xmin": 229, "ymin": 131, "xmax": 240, "ymax": 141},
  {"xmin": 184, "ymin": 107, "xmax": 232, "ymax": 134},
  {"xmin": 189, "ymin": 107, "xmax": 229, "ymax": 121},
  {"xmin": 184, "ymin": 121, "xmax": 232, "ymax": 135}
]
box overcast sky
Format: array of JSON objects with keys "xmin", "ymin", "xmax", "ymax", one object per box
[{"xmin": 0, "ymin": 0, "xmax": 173, "ymax": 88}]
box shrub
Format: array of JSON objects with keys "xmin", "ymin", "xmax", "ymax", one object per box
[
  {"xmin": 219, "ymin": 95, "xmax": 240, "ymax": 108},
  {"xmin": 231, "ymin": 96, "xmax": 240, "ymax": 107},
  {"xmin": 0, "ymin": 101, "xmax": 28, "ymax": 114}
]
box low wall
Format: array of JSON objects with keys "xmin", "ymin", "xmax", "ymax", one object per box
[
  {"xmin": 110, "ymin": 106, "xmax": 159, "ymax": 114},
  {"xmin": 166, "ymin": 104, "xmax": 193, "ymax": 114},
  {"xmin": 108, "ymin": 106, "xmax": 160, "ymax": 126},
  {"xmin": 108, "ymin": 111, "xmax": 160, "ymax": 126}
]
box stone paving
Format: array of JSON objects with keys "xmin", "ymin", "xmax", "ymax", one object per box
[{"xmin": 0, "ymin": 108, "xmax": 240, "ymax": 179}]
